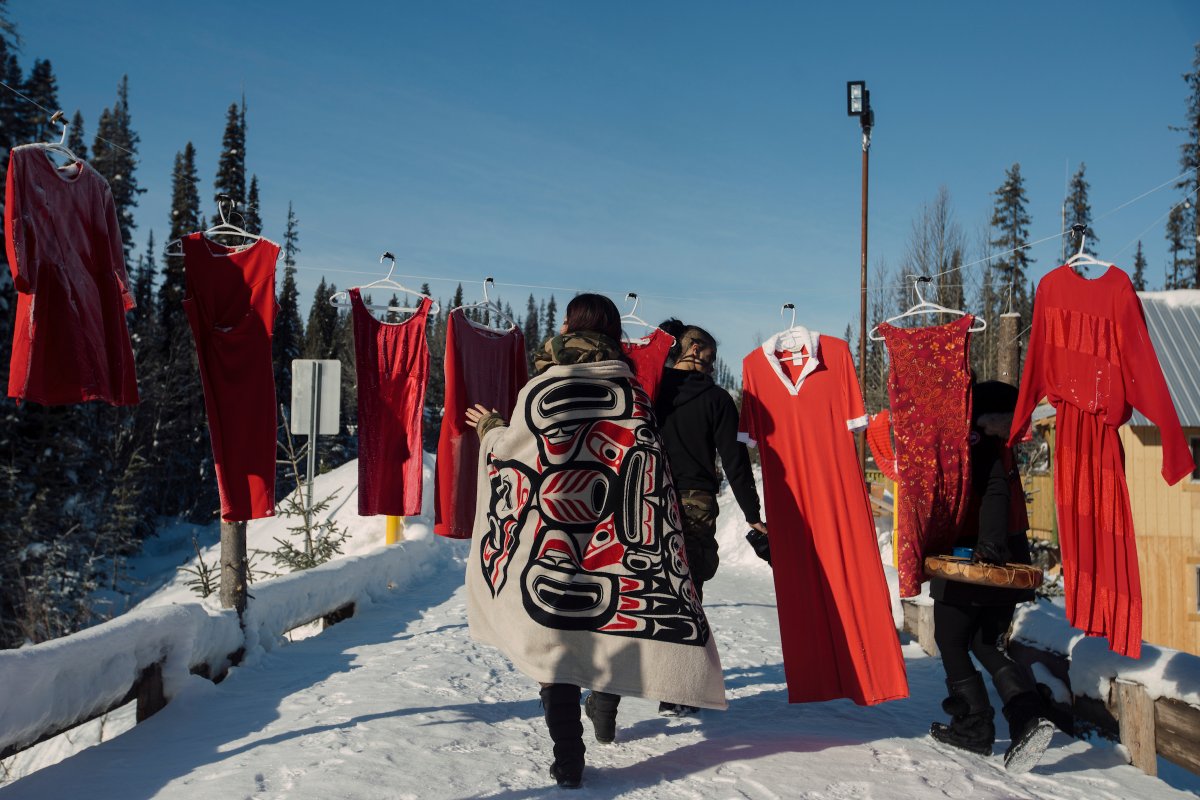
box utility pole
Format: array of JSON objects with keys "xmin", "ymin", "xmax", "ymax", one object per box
[{"xmin": 847, "ymin": 81, "xmax": 874, "ymax": 471}]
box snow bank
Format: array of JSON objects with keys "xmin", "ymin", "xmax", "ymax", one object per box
[
  {"xmin": 1012, "ymin": 601, "xmax": 1200, "ymax": 706},
  {"xmin": 0, "ymin": 602, "xmax": 240, "ymax": 755}
]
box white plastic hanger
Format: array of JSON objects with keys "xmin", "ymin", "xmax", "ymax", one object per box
[
  {"xmin": 620, "ymin": 292, "xmax": 653, "ymax": 334},
  {"xmin": 868, "ymin": 275, "xmax": 986, "ymax": 341},
  {"xmin": 164, "ymin": 194, "xmax": 263, "ymax": 257},
  {"xmin": 31, "ymin": 110, "xmax": 81, "ymax": 169},
  {"xmin": 1064, "ymin": 223, "xmax": 1110, "ymax": 276},
  {"xmin": 775, "ymin": 303, "xmax": 813, "ymax": 364},
  {"xmin": 452, "ymin": 277, "xmax": 518, "ymax": 329},
  {"xmin": 329, "ymin": 252, "xmax": 440, "ymax": 314}
]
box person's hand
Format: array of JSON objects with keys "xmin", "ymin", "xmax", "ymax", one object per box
[
  {"xmin": 465, "ymin": 403, "xmax": 498, "ymax": 429},
  {"xmin": 748, "ymin": 521, "xmax": 768, "ymax": 535}
]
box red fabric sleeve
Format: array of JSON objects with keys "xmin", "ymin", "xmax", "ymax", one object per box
[
  {"xmin": 737, "ymin": 357, "xmax": 759, "ymax": 448},
  {"xmin": 101, "ymin": 187, "xmax": 134, "ymax": 310},
  {"xmin": 1009, "ymin": 289, "xmax": 1048, "ymax": 446},
  {"xmin": 5, "ymin": 152, "xmax": 34, "ymax": 292},
  {"xmin": 1118, "ymin": 283, "xmax": 1193, "ymax": 485},
  {"xmin": 840, "ymin": 340, "xmax": 869, "ymax": 431}
]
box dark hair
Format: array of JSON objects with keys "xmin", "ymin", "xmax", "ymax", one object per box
[
  {"xmin": 659, "ymin": 318, "xmax": 717, "ymax": 362},
  {"xmin": 565, "ymin": 293, "xmax": 623, "ymax": 342}
]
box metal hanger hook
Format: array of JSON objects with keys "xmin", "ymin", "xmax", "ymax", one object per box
[{"xmin": 781, "ymin": 303, "xmax": 796, "ymax": 329}]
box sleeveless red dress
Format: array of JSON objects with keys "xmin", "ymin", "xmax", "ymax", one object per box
[
  {"xmin": 182, "ymin": 233, "xmax": 279, "ymax": 521},
  {"xmin": 351, "ymin": 289, "xmax": 430, "ymax": 517}
]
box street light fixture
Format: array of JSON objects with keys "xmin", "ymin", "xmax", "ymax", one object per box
[{"xmin": 848, "ymin": 80, "xmax": 873, "ymax": 471}]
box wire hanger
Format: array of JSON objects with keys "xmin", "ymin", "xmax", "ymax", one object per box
[
  {"xmin": 452, "ymin": 277, "xmax": 518, "ymax": 329},
  {"xmin": 164, "ymin": 194, "xmax": 263, "ymax": 256},
  {"xmin": 329, "ymin": 252, "xmax": 440, "ymax": 315},
  {"xmin": 1064, "ymin": 223, "xmax": 1110, "ymax": 275},
  {"xmin": 620, "ymin": 292, "xmax": 673, "ymax": 345},
  {"xmin": 775, "ymin": 303, "xmax": 812, "ymax": 364},
  {"xmin": 869, "ymin": 275, "xmax": 986, "ymax": 341}
]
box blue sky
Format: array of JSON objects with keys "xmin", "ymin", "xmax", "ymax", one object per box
[{"xmin": 10, "ymin": 1, "xmax": 1200, "ymax": 363}]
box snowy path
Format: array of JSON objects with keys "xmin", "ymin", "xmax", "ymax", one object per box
[{"xmin": 3, "ymin": 550, "xmax": 1195, "ymax": 800}]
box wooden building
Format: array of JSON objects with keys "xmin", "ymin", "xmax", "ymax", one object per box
[{"xmin": 1026, "ymin": 290, "xmax": 1200, "ymax": 656}]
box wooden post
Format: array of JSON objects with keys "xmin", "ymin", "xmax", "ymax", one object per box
[
  {"xmin": 916, "ymin": 602, "xmax": 939, "ymax": 658},
  {"xmin": 997, "ymin": 311, "xmax": 1021, "ymax": 385},
  {"xmin": 220, "ymin": 520, "xmax": 248, "ymax": 615},
  {"xmin": 1115, "ymin": 679, "xmax": 1157, "ymax": 776}
]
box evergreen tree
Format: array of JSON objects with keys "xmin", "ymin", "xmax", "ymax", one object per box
[
  {"xmin": 20, "ymin": 58, "xmax": 57, "ymax": 142},
  {"xmin": 423, "ymin": 282, "xmax": 446, "ymax": 451},
  {"xmin": 0, "ymin": 42, "xmax": 24, "ymax": 168},
  {"xmin": 1064, "ymin": 162, "xmax": 1098, "ymax": 270},
  {"xmin": 1171, "ymin": 42, "xmax": 1200, "ymax": 287},
  {"xmin": 304, "ymin": 279, "xmax": 339, "ymax": 359},
  {"xmin": 1132, "ymin": 240, "xmax": 1149, "ymax": 291},
  {"xmin": 160, "ymin": 144, "xmax": 201, "ymax": 341},
  {"xmin": 1166, "ymin": 202, "xmax": 1187, "ymax": 289},
  {"xmin": 273, "ymin": 202, "xmax": 304, "ymax": 403},
  {"xmin": 129, "ymin": 232, "xmax": 158, "ymax": 339},
  {"xmin": 245, "ymin": 174, "xmax": 262, "ymax": 235},
  {"xmin": 543, "ymin": 295, "xmax": 558, "ymax": 343},
  {"xmin": 91, "ymin": 77, "xmax": 143, "ymax": 259},
  {"xmin": 989, "ymin": 164, "xmax": 1034, "ymax": 356},
  {"xmin": 214, "ymin": 102, "xmax": 246, "ymax": 218},
  {"xmin": 66, "ymin": 110, "xmax": 87, "ymax": 160},
  {"xmin": 523, "ymin": 294, "xmax": 540, "ymax": 371}
]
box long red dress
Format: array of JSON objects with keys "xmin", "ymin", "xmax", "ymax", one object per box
[
  {"xmin": 352, "ymin": 290, "xmax": 431, "ymax": 517},
  {"xmin": 434, "ymin": 310, "xmax": 527, "ymax": 538},
  {"xmin": 621, "ymin": 328, "xmax": 673, "ymax": 403},
  {"xmin": 182, "ymin": 233, "xmax": 280, "ymax": 521},
  {"xmin": 879, "ymin": 315, "xmax": 974, "ymax": 598},
  {"xmin": 1010, "ymin": 265, "xmax": 1191, "ymax": 659},
  {"xmin": 739, "ymin": 329, "xmax": 908, "ymax": 706},
  {"xmin": 5, "ymin": 145, "xmax": 138, "ymax": 405}
]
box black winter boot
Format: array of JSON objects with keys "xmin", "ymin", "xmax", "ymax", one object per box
[
  {"xmin": 540, "ymin": 684, "xmax": 585, "ymax": 789},
  {"xmin": 930, "ymin": 671, "xmax": 996, "ymax": 756},
  {"xmin": 584, "ymin": 691, "xmax": 621, "ymax": 744},
  {"xmin": 993, "ymin": 664, "xmax": 1054, "ymax": 773}
]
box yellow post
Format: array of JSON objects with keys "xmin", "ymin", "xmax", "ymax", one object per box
[
  {"xmin": 892, "ymin": 480, "xmax": 899, "ymax": 569},
  {"xmin": 385, "ymin": 515, "xmax": 404, "ymax": 544}
]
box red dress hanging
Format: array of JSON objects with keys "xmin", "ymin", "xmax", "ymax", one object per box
[
  {"xmin": 739, "ymin": 329, "xmax": 908, "ymax": 706},
  {"xmin": 434, "ymin": 309, "xmax": 527, "ymax": 538},
  {"xmin": 1010, "ymin": 265, "xmax": 1191, "ymax": 659},
  {"xmin": 5, "ymin": 146, "xmax": 138, "ymax": 405},
  {"xmin": 879, "ymin": 315, "xmax": 974, "ymax": 598},
  {"xmin": 182, "ymin": 233, "xmax": 279, "ymax": 521},
  {"xmin": 621, "ymin": 328, "xmax": 673, "ymax": 403},
  {"xmin": 351, "ymin": 289, "xmax": 431, "ymax": 517}
]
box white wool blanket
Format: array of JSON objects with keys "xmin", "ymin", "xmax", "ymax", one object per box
[{"xmin": 466, "ymin": 361, "xmax": 727, "ymax": 709}]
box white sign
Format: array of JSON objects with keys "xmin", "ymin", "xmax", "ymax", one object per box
[{"xmin": 290, "ymin": 359, "xmax": 341, "ymax": 436}]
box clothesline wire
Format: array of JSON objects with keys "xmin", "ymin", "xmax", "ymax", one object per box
[
  {"xmin": 1111, "ymin": 185, "xmax": 1200, "ymax": 259},
  {"xmin": 0, "ymin": 79, "xmax": 139, "ymax": 161}
]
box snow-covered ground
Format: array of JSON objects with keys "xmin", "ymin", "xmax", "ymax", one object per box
[{"xmin": 3, "ymin": 461, "xmax": 1199, "ymax": 798}]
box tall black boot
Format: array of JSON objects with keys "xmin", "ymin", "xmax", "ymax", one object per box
[
  {"xmin": 584, "ymin": 691, "xmax": 621, "ymax": 744},
  {"xmin": 993, "ymin": 663, "xmax": 1054, "ymax": 773},
  {"xmin": 930, "ymin": 671, "xmax": 995, "ymax": 756},
  {"xmin": 540, "ymin": 684, "xmax": 585, "ymax": 789}
]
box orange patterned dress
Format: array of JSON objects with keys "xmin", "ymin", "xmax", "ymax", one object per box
[{"xmin": 879, "ymin": 315, "xmax": 974, "ymax": 597}]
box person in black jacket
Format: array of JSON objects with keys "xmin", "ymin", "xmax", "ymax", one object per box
[
  {"xmin": 929, "ymin": 380, "xmax": 1056, "ymax": 773},
  {"xmin": 651, "ymin": 319, "xmax": 767, "ymax": 715}
]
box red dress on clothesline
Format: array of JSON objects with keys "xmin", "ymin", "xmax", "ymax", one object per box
[
  {"xmin": 434, "ymin": 310, "xmax": 527, "ymax": 538},
  {"xmin": 621, "ymin": 328, "xmax": 673, "ymax": 403},
  {"xmin": 1010, "ymin": 265, "xmax": 1191, "ymax": 659},
  {"xmin": 5, "ymin": 146, "xmax": 138, "ymax": 406},
  {"xmin": 739, "ymin": 330, "xmax": 908, "ymax": 706},
  {"xmin": 879, "ymin": 315, "xmax": 974, "ymax": 598}
]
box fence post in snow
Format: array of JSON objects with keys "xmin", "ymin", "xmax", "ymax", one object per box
[
  {"xmin": 220, "ymin": 521, "xmax": 248, "ymax": 614},
  {"xmin": 1115, "ymin": 679, "xmax": 1157, "ymax": 776},
  {"xmin": 998, "ymin": 311, "xmax": 1021, "ymax": 386}
]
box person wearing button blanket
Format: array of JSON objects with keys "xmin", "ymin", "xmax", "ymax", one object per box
[{"xmin": 465, "ymin": 293, "xmax": 726, "ymax": 789}]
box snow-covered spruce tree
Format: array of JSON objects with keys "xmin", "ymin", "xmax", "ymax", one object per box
[
  {"xmin": 1166, "ymin": 203, "xmax": 1187, "ymax": 289},
  {"xmin": 20, "ymin": 58, "xmax": 57, "ymax": 141},
  {"xmin": 213, "ymin": 101, "xmax": 246, "ymax": 220},
  {"xmin": 1132, "ymin": 241, "xmax": 1148, "ymax": 291},
  {"xmin": 523, "ymin": 294, "xmax": 540, "ymax": 372},
  {"xmin": 244, "ymin": 174, "xmax": 262, "ymax": 235},
  {"xmin": 1064, "ymin": 162, "xmax": 1098, "ymax": 269},
  {"xmin": 423, "ymin": 282, "xmax": 446, "ymax": 452},
  {"xmin": 66, "ymin": 110, "xmax": 87, "ymax": 160},
  {"xmin": 988, "ymin": 163, "xmax": 1034, "ymax": 368},
  {"xmin": 273, "ymin": 202, "xmax": 304, "ymax": 405}
]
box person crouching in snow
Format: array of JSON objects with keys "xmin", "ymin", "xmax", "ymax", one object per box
[
  {"xmin": 929, "ymin": 380, "xmax": 1056, "ymax": 772},
  {"xmin": 465, "ymin": 293, "xmax": 726, "ymax": 789}
]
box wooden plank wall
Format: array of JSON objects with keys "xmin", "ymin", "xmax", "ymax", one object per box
[{"xmin": 1120, "ymin": 426, "xmax": 1200, "ymax": 657}]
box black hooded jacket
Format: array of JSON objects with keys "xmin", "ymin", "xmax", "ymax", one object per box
[{"xmin": 655, "ymin": 368, "xmax": 761, "ymax": 524}]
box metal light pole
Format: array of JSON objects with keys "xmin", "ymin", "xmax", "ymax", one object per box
[{"xmin": 847, "ymin": 81, "xmax": 874, "ymax": 472}]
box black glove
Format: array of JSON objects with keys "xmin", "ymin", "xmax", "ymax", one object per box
[
  {"xmin": 745, "ymin": 530, "xmax": 771, "ymax": 566},
  {"xmin": 972, "ymin": 540, "xmax": 1007, "ymax": 566}
]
